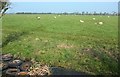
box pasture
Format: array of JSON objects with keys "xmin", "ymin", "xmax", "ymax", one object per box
[{"xmin": 2, "ymin": 14, "xmax": 118, "ymax": 75}]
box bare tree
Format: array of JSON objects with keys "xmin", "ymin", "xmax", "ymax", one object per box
[{"xmin": 0, "ymin": 0, "xmax": 10, "ymax": 18}]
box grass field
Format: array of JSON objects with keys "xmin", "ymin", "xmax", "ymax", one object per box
[{"xmin": 2, "ymin": 14, "xmax": 118, "ymax": 75}]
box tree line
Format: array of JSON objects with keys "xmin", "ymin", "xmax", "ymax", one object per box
[{"xmin": 15, "ymin": 12, "xmax": 118, "ymax": 16}]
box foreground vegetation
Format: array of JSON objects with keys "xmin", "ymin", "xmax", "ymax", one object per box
[{"xmin": 2, "ymin": 14, "xmax": 118, "ymax": 75}]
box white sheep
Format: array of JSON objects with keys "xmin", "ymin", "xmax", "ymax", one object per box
[
  {"xmin": 80, "ymin": 20, "xmax": 84, "ymax": 23},
  {"xmin": 37, "ymin": 16, "xmax": 40, "ymax": 20},
  {"xmin": 99, "ymin": 22, "xmax": 103, "ymax": 25},
  {"xmin": 93, "ymin": 18, "xmax": 96, "ymax": 20},
  {"xmin": 54, "ymin": 16, "xmax": 56, "ymax": 19},
  {"xmin": 108, "ymin": 16, "xmax": 110, "ymax": 18}
]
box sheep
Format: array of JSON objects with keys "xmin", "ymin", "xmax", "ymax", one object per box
[
  {"xmin": 37, "ymin": 16, "xmax": 40, "ymax": 20},
  {"xmin": 93, "ymin": 18, "xmax": 96, "ymax": 20},
  {"xmin": 98, "ymin": 22, "xmax": 103, "ymax": 25},
  {"xmin": 54, "ymin": 16, "xmax": 56, "ymax": 19},
  {"xmin": 108, "ymin": 16, "xmax": 110, "ymax": 18},
  {"xmin": 80, "ymin": 20, "xmax": 84, "ymax": 23}
]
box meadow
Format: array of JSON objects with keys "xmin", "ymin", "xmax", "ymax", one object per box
[{"xmin": 2, "ymin": 14, "xmax": 118, "ymax": 75}]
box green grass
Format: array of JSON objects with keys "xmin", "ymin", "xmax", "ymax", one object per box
[{"xmin": 2, "ymin": 14, "xmax": 118, "ymax": 75}]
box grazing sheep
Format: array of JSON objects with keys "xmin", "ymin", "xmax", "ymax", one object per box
[
  {"xmin": 80, "ymin": 20, "xmax": 84, "ymax": 23},
  {"xmin": 37, "ymin": 16, "xmax": 40, "ymax": 20},
  {"xmin": 54, "ymin": 16, "xmax": 56, "ymax": 19},
  {"xmin": 99, "ymin": 22, "xmax": 103, "ymax": 25},
  {"xmin": 93, "ymin": 18, "xmax": 96, "ymax": 20}
]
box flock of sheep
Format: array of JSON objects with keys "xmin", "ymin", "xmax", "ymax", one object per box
[
  {"xmin": 37, "ymin": 16, "xmax": 57, "ymax": 19},
  {"xmin": 79, "ymin": 18, "xmax": 104, "ymax": 25},
  {"xmin": 36, "ymin": 15, "xmax": 110, "ymax": 25}
]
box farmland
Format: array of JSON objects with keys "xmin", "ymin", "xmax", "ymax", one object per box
[{"xmin": 1, "ymin": 14, "xmax": 118, "ymax": 75}]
